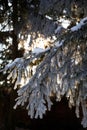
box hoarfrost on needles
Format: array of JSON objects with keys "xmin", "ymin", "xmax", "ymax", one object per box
[{"xmin": 1, "ymin": 16, "xmax": 87, "ymax": 128}]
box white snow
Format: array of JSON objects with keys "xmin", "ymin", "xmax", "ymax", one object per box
[
  {"xmin": 5, "ymin": 58, "xmax": 22, "ymax": 69},
  {"xmin": 55, "ymin": 26, "xmax": 64, "ymax": 34},
  {"xmin": 71, "ymin": 17, "xmax": 87, "ymax": 32},
  {"xmin": 32, "ymin": 47, "xmax": 45, "ymax": 54},
  {"xmin": 80, "ymin": 17, "xmax": 87, "ymax": 24},
  {"xmin": 45, "ymin": 15, "xmax": 53, "ymax": 20},
  {"xmin": 59, "ymin": 18, "xmax": 70, "ymax": 29},
  {"xmin": 55, "ymin": 40, "xmax": 64, "ymax": 47},
  {"xmin": 71, "ymin": 23, "xmax": 83, "ymax": 32},
  {"xmin": 26, "ymin": 35, "xmax": 31, "ymax": 46},
  {"xmin": 32, "ymin": 47, "xmax": 50, "ymax": 54}
]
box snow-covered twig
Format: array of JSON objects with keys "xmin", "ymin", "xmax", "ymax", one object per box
[{"xmin": 71, "ymin": 17, "xmax": 87, "ymax": 32}]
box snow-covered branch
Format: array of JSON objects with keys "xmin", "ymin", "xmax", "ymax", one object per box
[
  {"xmin": 1, "ymin": 17, "xmax": 87, "ymax": 128},
  {"xmin": 71, "ymin": 17, "xmax": 87, "ymax": 32}
]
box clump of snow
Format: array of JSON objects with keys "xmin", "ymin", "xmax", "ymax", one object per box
[
  {"xmin": 55, "ymin": 40, "xmax": 64, "ymax": 47},
  {"xmin": 32, "ymin": 47, "xmax": 45, "ymax": 54},
  {"xmin": 32, "ymin": 47, "xmax": 50, "ymax": 54},
  {"xmin": 59, "ymin": 18, "xmax": 70, "ymax": 29},
  {"xmin": 45, "ymin": 15, "xmax": 53, "ymax": 20},
  {"xmin": 5, "ymin": 58, "xmax": 22, "ymax": 70},
  {"xmin": 80, "ymin": 17, "xmax": 87, "ymax": 24},
  {"xmin": 71, "ymin": 17, "xmax": 87, "ymax": 32}
]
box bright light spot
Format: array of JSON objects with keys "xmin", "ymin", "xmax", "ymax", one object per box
[
  {"xmin": 45, "ymin": 15, "xmax": 53, "ymax": 20},
  {"xmin": 25, "ymin": 35, "xmax": 31, "ymax": 48},
  {"xmin": 0, "ymin": 22, "xmax": 13, "ymax": 32},
  {"xmin": 18, "ymin": 34, "xmax": 31, "ymax": 52},
  {"xmin": 0, "ymin": 59, "xmax": 3, "ymax": 64},
  {"xmin": 8, "ymin": 2, "xmax": 12, "ymax": 7},
  {"xmin": 59, "ymin": 18, "xmax": 70, "ymax": 29},
  {"xmin": 0, "ymin": 5, "xmax": 3, "ymax": 10},
  {"xmin": 7, "ymin": 81, "xmax": 10, "ymax": 84},
  {"xmin": 6, "ymin": 37, "xmax": 12, "ymax": 44},
  {"xmin": 0, "ymin": 44, "xmax": 6, "ymax": 50},
  {"xmin": 52, "ymin": 35, "xmax": 57, "ymax": 40},
  {"xmin": 57, "ymin": 74, "xmax": 61, "ymax": 84},
  {"xmin": 0, "ymin": 81, "xmax": 4, "ymax": 85},
  {"xmin": 63, "ymin": 9, "xmax": 67, "ymax": 14},
  {"xmin": 61, "ymin": 20, "xmax": 70, "ymax": 29}
]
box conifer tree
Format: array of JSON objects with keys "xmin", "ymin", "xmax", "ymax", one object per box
[{"xmin": 0, "ymin": 0, "xmax": 87, "ymax": 128}]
